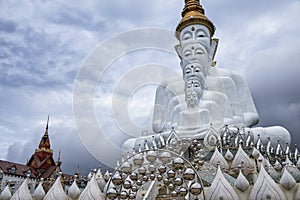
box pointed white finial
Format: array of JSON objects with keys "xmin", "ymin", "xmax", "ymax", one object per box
[
  {"xmin": 68, "ymin": 179, "xmax": 81, "ymax": 199},
  {"xmin": 144, "ymin": 140, "xmax": 150, "ymax": 150},
  {"xmin": 96, "ymin": 167, "xmax": 106, "ymax": 192},
  {"xmin": 0, "ymin": 185, "xmax": 12, "ymax": 200},
  {"xmin": 159, "ymin": 134, "xmax": 165, "ymax": 147},
  {"xmin": 11, "ymin": 178, "xmax": 32, "ymax": 200},
  {"xmin": 44, "ymin": 176, "xmax": 68, "ymax": 200},
  {"xmin": 209, "ymin": 147, "xmax": 229, "ymax": 170},
  {"xmin": 206, "ymin": 166, "xmax": 239, "ymax": 200},
  {"xmin": 232, "ymin": 145, "xmax": 255, "ymax": 175},
  {"xmin": 273, "ymin": 160, "xmax": 282, "ymax": 171},
  {"xmin": 152, "ymin": 136, "xmax": 158, "ymax": 149},
  {"xmin": 294, "ymin": 144, "xmax": 299, "ymax": 160},
  {"xmin": 276, "ymin": 140, "xmax": 283, "ymax": 156},
  {"xmin": 234, "ymin": 170, "xmax": 250, "ymax": 192},
  {"xmin": 266, "ymin": 137, "xmax": 272, "ymax": 157},
  {"xmin": 79, "ymin": 175, "xmax": 105, "ymax": 200},
  {"xmin": 224, "ymin": 149, "xmax": 234, "ymax": 161},
  {"xmin": 280, "ymin": 167, "xmax": 296, "ymax": 190},
  {"xmin": 248, "ymin": 165, "xmax": 286, "ymax": 200},
  {"xmin": 33, "ymin": 181, "xmax": 45, "ymax": 200}
]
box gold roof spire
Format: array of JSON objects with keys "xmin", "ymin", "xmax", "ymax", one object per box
[
  {"xmin": 38, "ymin": 115, "xmax": 51, "ymax": 150},
  {"xmin": 176, "ymin": 0, "xmax": 215, "ymax": 39},
  {"xmin": 45, "ymin": 115, "xmax": 49, "ymax": 136}
]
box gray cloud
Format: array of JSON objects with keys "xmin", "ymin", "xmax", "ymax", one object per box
[{"xmin": 0, "ymin": 19, "xmax": 17, "ymax": 33}]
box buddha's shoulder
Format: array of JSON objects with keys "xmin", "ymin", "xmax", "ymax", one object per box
[
  {"xmin": 159, "ymin": 77, "xmax": 183, "ymax": 87},
  {"xmin": 209, "ymin": 67, "xmax": 244, "ymax": 80}
]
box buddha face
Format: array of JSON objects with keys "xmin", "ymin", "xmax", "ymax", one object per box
[
  {"xmin": 185, "ymin": 90, "xmax": 199, "ymax": 108},
  {"xmin": 183, "ymin": 62, "xmax": 207, "ymax": 81},
  {"xmin": 180, "ymin": 24, "xmax": 211, "ymax": 50},
  {"xmin": 185, "ymin": 78, "xmax": 204, "ymax": 97},
  {"xmin": 180, "ymin": 43, "xmax": 210, "ymax": 73}
]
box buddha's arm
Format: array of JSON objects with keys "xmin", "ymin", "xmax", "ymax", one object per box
[
  {"xmin": 166, "ymin": 94, "xmax": 186, "ymax": 126},
  {"xmin": 219, "ymin": 76, "xmax": 243, "ymax": 117},
  {"xmin": 152, "ymin": 84, "xmax": 168, "ymax": 132},
  {"xmin": 230, "ymin": 72, "xmax": 259, "ymax": 126},
  {"xmin": 171, "ymin": 103, "xmax": 187, "ymax": 128},
  {"xmin": 153, "ymin": 79, "xmax": 185, "ymax": 132}
]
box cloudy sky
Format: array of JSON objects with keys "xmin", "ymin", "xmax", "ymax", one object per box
[{"xmin": 0, "ymin": 0, "xmax": 300, "ymax": 175}]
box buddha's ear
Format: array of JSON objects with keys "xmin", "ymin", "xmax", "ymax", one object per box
[
  {"xmin": 174, "ymin": 44, "xmax": 182, "ymax": 59},
  {"xmin": 210, "ymin": 38, "xmax": 219, "ymax": 67}
]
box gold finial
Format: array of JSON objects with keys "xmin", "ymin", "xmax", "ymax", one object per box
[
  {"xmin": 45, "ymin": 115, "xmax": 50, "ymax": 135},
  {"xmin": 176, "ymin": 0, "xmax": 215, "ymax": 39},
  {"xmin": 37, "ymin": 116, "xmax": 51, "ymax": 150}
]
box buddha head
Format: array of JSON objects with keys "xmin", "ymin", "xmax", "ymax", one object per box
[
  {"xmin": 180, "ymin": 41, "xmax": 210, "ymax": 78},
  {"xmin": 180, "ymin": 24, "xmax": 211, "ymax": 50},
  {"xmin": 185, "ymin": 77, "xmax": 205, "ymax": 99},
  {"xmin": 183, "ymin": 62, "xmax": 207, "ymax": 81},
  {"xmin": 185, "ymin": 89, "xmax": 199, "ymax": 108}
]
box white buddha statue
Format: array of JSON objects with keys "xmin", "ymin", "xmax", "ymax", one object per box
[
  {"xmin": 172, "ymin": 77, "xmax": 226, "ymax": 133},
  {"xmin": 153, "ymin": 27, "xmax": 255, "ymax": 132},
  {"xmin": 122, "ymin": 0, "xmax": 291, "ymax": 152},
  {"xmin": 151, "ymin": 0, "xmax": 291, "ymax": 146},
  {"xmin": 176, "ymin": 80, "xmax": 211, "ymax": 134}
]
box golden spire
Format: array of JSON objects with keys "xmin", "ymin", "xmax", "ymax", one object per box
[
  {"xmin": 45, "ymin": 115, "xmax": 49, "ymax": 136},
  {"xmin": 176, "ymin": 0, "xmax": 215, "ymax": 38},
  {"xmin": 38, "ymin": 115, "xmax": 51, "ymax": 150}
]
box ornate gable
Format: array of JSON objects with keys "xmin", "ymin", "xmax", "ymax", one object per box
[{"xmin": 26, "ymin": 116, "xmax": 58, "ymax": 178}]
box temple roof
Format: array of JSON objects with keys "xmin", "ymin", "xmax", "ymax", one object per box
[
  {"xmin": 0, "ymin": 160, "xmax": 38, "ymax": 178},
  {"xmin": 0, "ymin": 159, "xmax": 58, "ymax": 179},
  {"xmin": 26, "ymin": 116, "xmax": 57, "ymax": 171}
]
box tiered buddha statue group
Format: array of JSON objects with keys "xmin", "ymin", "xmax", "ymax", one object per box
[{"xmin": 123, "ymin": 0, "xmax": 291, "ymax": 152}]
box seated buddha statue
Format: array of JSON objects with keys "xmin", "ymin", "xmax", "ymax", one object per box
[
  {"xmin": 122, "ymin": 0, "xmax": 291, "ymax": 152},
  {"xmin": 176, "ymin": 80, "xmax": 211, "ymax": 134},
  {"xmin": 151, "ymin": 0, "xmax": 291, "ymax": 147}
]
